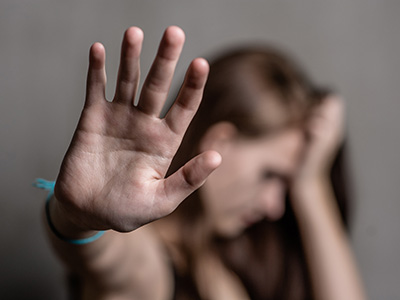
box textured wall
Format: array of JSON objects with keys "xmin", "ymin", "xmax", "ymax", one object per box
[{"xmin": 1, "ymin": 1, "xmax": 399, "ymax": 299}]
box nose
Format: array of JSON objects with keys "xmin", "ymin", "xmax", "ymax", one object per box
[{"xmin": 256, "ymin": 180, "xmax": 286, "ymax": 221}]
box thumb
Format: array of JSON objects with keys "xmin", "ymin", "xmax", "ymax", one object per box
[{"xmin": 162, "ymin": 150, "xmax": 221, "ymax": 209}]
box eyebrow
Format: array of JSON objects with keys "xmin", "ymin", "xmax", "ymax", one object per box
[{"xmin": 262, "ymin": 170, "xmax": 291, "ymax": 185}]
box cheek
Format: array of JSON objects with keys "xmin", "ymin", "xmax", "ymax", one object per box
[
  {"xmin": 202, "ymin": 153, "xmax": 256, "ymax": 211},
  {"xmin": 219, "ymin": 154, "xmax": 258, "ymax": 198},
  {"xmin": 209, "ymin": 164, "xmax": 253, "ymax": 206}
]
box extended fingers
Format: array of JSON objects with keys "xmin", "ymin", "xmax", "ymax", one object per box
[
  {"xmin": 114, "ymin": 27, "xmax": 144, "ymax": 105},
  {"xmin": 164, "ymin": 58, "xmax": 209, "ymax": 135},
  {"xmin": 137, "ymin": 26, "xmax": 185, "ymax": 116},
  {"xmin": 85, "ymin": 43, "xmax": 106, "ymax": 106}
]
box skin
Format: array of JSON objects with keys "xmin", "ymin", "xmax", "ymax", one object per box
[
  {"xmin": 289, "ymin": 97, "xmax": 366, "ymax": 300},
  {"xmin": 200, "ymin": 124, "xmax": 305, "ymax": 238},
  {"xmin": 46, "ymin": 26, "xmax": 366, "ymax": 300},
  {"xmin": 54, "ymin": 26, "xmax": 221, "ymax": 236}
]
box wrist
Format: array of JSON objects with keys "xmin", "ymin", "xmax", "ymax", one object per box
[
  {"xmin": 33, "ymin": 178, "xmax": 106, "ymax": 245},
  {"xmin": 290, "ymin": 175, "xmax": 333, "ymax": 215},
  {"xmin": 49, "ymin": 194, "xmax": 101, "ymax": 241},
  {"xmin": 291, "ymin": 172, "xmax": 330, "ymax": 195}
]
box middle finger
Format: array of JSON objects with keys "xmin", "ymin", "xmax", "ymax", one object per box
[
  {"xmin": 137, "ymin": 26, "xmax": 185, "ymax": 116},
  {"xmin": 114, "ymin": 27, "xmax": 143, "ymax": 105}
]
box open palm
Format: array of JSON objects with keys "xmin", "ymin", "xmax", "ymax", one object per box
[{"xmin": 55, "ymin": 26, "xmax": 221, "ymax": 232}]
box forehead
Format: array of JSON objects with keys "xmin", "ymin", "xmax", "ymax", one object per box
[
  {"xmin": 252, "ymin": 92, "xmax": 306, "ymax": 134},
  {"xmin": 239, "ymin": 127, "xmax": 304, "ymax": 174}
]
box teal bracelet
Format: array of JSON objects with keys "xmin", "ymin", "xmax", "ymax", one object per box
[{"xmin": 33, "ymin": 178, "xmax": 105, "ymax": 245}]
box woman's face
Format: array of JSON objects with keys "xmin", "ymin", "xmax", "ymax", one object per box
[{"xmin": 200, "ymin": 127, "xmax": 304, "ymax": 238}]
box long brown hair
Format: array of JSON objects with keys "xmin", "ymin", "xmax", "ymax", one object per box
[{"xmin": 163, "ymin": 46, "xmax": 350, "ymax": 300}]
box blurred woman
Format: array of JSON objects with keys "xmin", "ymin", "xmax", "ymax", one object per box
[{"xmin": 39, "ymin": 26, "xmax": 365, "ymax": 300}]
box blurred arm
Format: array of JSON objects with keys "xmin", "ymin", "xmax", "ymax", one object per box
[
  {"xmin": 291, "ymin": 177, "xmax": 366, "ymax": 300},
  {"xmin": 290, "ymin": 96, "xmax": 366, "ymax": 300}
]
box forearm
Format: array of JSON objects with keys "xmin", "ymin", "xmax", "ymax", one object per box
[
  {"xmin": 44, "ymin": 194, "xmax": 172, "ymax": 300},
  {"xmin": 291, "ymin": 178, "xmax": 366, "ymax": 300},
  {"xmin": 44, "ymin": 195, "xmax": 137, "ymax": 293}
]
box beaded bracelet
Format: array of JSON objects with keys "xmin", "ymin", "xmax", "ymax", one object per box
[{"xmin": 33, "ymin": 178, "xmax": 105, "ymax": 245}]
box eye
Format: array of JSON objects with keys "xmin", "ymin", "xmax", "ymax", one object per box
[
  {"xmin": 261, "ymin": 170, "xmax": 289, "ymax": 185},
  {"xmin": 261, "ymin": 170, "xmax": 279, "ymax": 180}
]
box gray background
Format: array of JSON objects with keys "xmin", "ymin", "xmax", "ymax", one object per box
[{"xmin": 1, "ymin": 0, "xmax": 399, "ymax": 299}]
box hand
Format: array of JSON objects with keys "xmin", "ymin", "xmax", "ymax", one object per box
[
  {"xmin": 292, "ymin": 95, "xmax": 345, "ymax": 186},
  {"xmin": 54, "ymin": 26, "xmax": 221, "ymax": 233}
]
